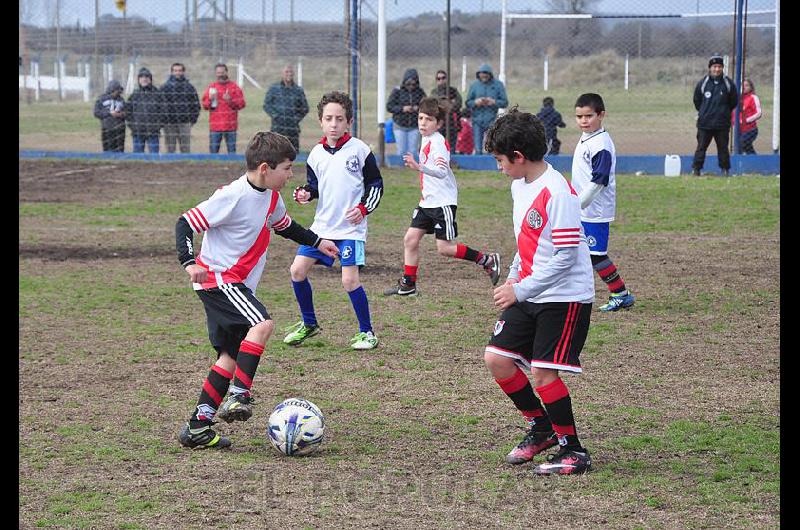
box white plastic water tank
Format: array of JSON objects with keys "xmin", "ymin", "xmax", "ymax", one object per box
[{"xmin": 664, "ymin": 155, "xmax": 681, "ymax": 176}]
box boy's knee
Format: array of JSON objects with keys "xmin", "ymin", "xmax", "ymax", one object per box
[
  {"xmin": 436, "ymin": 240, "xmax": 456, "ymax": 257},
  {"xmin": 249, "ymin": 320, "xmax": 274, "ymax": 343},
  {"xmin": 342, "ymin": 277, "xmax": 361, "ymax": 292},
  {"xmin": 403, "ymin": 231, "xmax": 421, "ymax": 249},
  {"xmin": 289, "ymin": 261, "xmax": 307, "ymax": 281}
]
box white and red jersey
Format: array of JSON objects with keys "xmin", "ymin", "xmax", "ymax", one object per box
[
  {"xmin": 571, "ymin": 128, "xmax": 616, "ymax": 222},
  {"xmin": 182, "ymin": 174, "xmax": 291, "ymax": 293},
  {"xmin": 417, "ymin": 131, "xmax": 458, "ymax": 208},
  {"xmin": 511, "ymin": 164, "xmax": 594, "ymax": 303}
]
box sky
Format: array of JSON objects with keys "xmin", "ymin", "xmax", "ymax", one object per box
[{"xmin": 20, "ymin": 0, "xmax": 778, "ymax": 28}]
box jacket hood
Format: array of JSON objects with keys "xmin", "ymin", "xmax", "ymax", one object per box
[
  {"xmin": 402, "ymin": 68, "xmax": 419, "ymax": 84},
  {"xmin": 137, "ymin": 67, "xmax": 152, "ymax": 79},
  {"xmin": 475, "ymin": 63, "xmax": 494, "ymax": 80},
  {"xmin": 106, "ymin": 80, "xmax": 122, "ymax": 93}
]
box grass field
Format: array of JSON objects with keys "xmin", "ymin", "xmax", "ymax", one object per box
[{"xmin": 19, "ymin": 159, "xmax": 779, "ymax": 528}]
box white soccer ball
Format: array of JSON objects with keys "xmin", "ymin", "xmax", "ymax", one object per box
[{"xmin": 267, "ymin": 398, "xmax": 325, "ymax": 456}]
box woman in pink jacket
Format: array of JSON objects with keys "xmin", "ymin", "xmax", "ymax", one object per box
[{"xmin": 733, "ymin": 77, "xmax": 762, "ymax": 155}]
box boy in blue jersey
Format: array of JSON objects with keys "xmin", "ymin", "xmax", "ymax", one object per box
[
  {"xmin": 284, "ymin": 91, "xmax": 384, "ymax": 349},
  {"xmin": 570, "ymin": 93, "xmax": 634, "ymax": 311}
]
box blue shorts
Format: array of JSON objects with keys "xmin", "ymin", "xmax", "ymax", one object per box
[
  {"xmin": 296, "ymin": 239, "xmax": 365, "ymax": 267},
  {"xmin": 581, "ymin": 221, "xmax": 609, "ymax": 255}
]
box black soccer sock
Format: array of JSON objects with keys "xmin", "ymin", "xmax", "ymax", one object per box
[
  {"xmin": 591, "ymin": 254, "xmax": 628, "ymax": 295},
  {"xmin": 536, "ymin": 378, "xmax": 583, "ymax": 450},
  {"xmin": 455, "ymin": 243, "xmax": 485, "ymax": 264},
  {"xmin": 495, "ymin": 368, "xmax": 552, "ymax": 430},
  {"xmin": 189, "ymin": 364, "xmax": 232, "ymax": 428},
  {"xmin": 230, "ymin": 340, "xmax": 264, "ymax": 396}
]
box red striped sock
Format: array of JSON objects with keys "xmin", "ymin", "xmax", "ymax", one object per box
[
  {"xmin": 496, "ymin": 368, "xmax": 550, "ymax": 428},
  {"xmin": 231, "ymin": 340, "xmax": 264, "ymax": 395},
  {"xmin": 536, "ymin": 378, "xmax": 581, "ymax": 448},
  {"xmin": 190, "ymin": 364, "xmax": 232, "ymax": 425}
]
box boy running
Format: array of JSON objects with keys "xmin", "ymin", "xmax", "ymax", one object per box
[
  {"xmin": 283, "ymin": 91, "xmax": 384, "ymax": 350},
  {"xmin": 175, "ymin": 131, "xmax": 339, "ymax": 449},
  {"xmin": 571, "ymin": 93, "xmax": 634, "ymax": 311},
  {"xmin": 385, "ymin": 97, "xmax": 500, "ymax": 296},
  {"xmin": 484, "ymin": 108, "xmax": 593, "ymax": 475}
]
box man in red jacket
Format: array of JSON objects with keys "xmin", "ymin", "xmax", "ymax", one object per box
[{"xmin": 202, "ymin": 63, "xmax": 246, "ymax": 154}]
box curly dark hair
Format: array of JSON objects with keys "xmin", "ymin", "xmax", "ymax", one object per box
[
  {"xmin": 484, "ymin": 106, "xmax": 547, "ymax": 162},
  {"xmin": 245, "ymin": 131, "xmax": 296, "ymax": 170},
  {"xmin": 418, "ymin": 97, "xmax": 444, "ymax": 121},
  {"xmin": 317, "ymin": 91, "xmax": 354, "ymax": 121}
]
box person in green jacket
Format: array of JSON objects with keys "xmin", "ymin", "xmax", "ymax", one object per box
[
  {"xmin": 263, "ymin": 64, "xmax": 310, "ymax": 152},
  {"xmin": 465, "ymin": 63, "xmax": 508, "ymax": 155}
]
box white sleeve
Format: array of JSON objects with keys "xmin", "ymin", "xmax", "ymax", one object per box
[
  {"xmin": 507, "ymin": 252, "xmax": 521, "ymax": 282},
  {"xmin": 579, "ymin": 181, "xmax": 604, "ymax": 209},
  {"xmin": 268, "ymin": 193, "xmax": 291, "ymax": 231},
  {"xmin": 512, "ymin": 247, "xmax": 578, "ymax": 301},
  {"xmin": 183, "ymin": 186, "xmax": 239, "ymax": 233},
  {"xmin": 420, "ymin": 136, "xmax": 450, "ymax": 179}
]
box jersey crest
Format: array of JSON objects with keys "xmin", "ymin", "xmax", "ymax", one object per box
[
  {"xmin": 526, "ymin": 208, "xmax": 544, "ymax": 229},
  {"xmin": 345, "ymin": 155, "xmax": 360, "ymax": 175},
  {"xmin": 494, "ymin": 320, "xmax": 505, "ymax": 336}
]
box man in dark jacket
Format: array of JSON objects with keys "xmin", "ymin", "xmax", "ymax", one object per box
[
  {"xmin": 692, "ymin": 55, "xmax": 738, "ymax": 176},
  {"xmin": 536, "ymin": 97, "xmax": 566, "ymax": 155},
  {"xmin": 433, "ymin": 69, "xmax": 462, "ymax": 153},
  {"xmin": 386, "ymin": 68, "xmax": 426, "ymax": 156},
  {"xmin": 263, "ymin": 64, "xmax": 309, "ymax": 152},
  {"xmin": 93, "ymin": 79, "xmax": 126, "ymax": 152},
  {"xmin": 161, "ymin": 63, "xmax": 200, "ymax": 153},
  {"xmin": 126, "ymin": 67, "xmax": 166, "ymax": 153}
]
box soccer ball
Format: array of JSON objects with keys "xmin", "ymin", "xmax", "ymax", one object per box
[{"xmin": 267, "ymin": 398, "xmax": 325, "ymax": 456}]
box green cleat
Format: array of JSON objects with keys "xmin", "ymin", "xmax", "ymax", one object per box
[
  {"xmin": 283, "ymin": 321, "xmax": 321, "ymax": 346},
  {"xmin": 178, "ymin": 423, "xmax": 231, "ymax": 449},
  {"xmin": 350, "ymin": 331, "xmax": 378, "ymax": 350}
]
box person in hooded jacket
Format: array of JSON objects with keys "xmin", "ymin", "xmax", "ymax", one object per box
[
  {"xmin": 386, "ymin": 68, "xmax": 426, "ymax": 158},
  {"xmin": 536, "ymin": 97, "xmax": 567, "ymax": 155},
  {"xmin": 465, "ymin": 63, "xmax": 508, "ymax": 155},
  {"xmin": 126, "ymin": 67, "xmax": 166, "ymax": 153},
  {"xmin": 161, "ymin": 63, "xmax": 201, "ymax": 153},
  {"xmin": 93, "ymin": 79, "xmax": 126, "ymax": 152}
]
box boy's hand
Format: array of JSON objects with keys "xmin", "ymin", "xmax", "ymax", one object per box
[
  {"xmin": 317, "ymin": 239, "xmax": 339, "ymax": 258},
  {"xmin": 403, "ymin": 153, "xmax": 420, "ymax": 170},
  {"xmin": 345, "ymin": 206, "xmax": 365, "ymax": 225},
  {"xmin": 293, "ymin": 186, "xmax": 311, "ymax": 204},
  {"xmin": 185, "ymin": 264, "xmax": 208, "ymax": 284},
  {"xmin": 493, "ymin": 283, "xmax": 518, "ymax": 310}
]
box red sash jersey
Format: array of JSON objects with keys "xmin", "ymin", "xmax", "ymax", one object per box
[
  {"xmin": 417, "ymin": 131, "xmax": 459, "ymax": 208},
  {"xmin": 511, "ymin": 165, "xmax": 594, "ymax": 303},
  {"xmin": 182, "ymin": 174, "xmax": 291, "ymax": 293}
]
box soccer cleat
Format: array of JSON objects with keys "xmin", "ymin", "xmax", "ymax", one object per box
[
  {"xmin": 383, "ymin": 277, "xmax": 417, "ymax": 296},
  {"xmin": 692, "ymin": 169, "xmax": 701, "ymax": 176},
  {"xmin": 350, "ymin": 330, "xmax": 379, "ymax": 350},
  {"xmin": 533, "ymin": 447, "xmax": 592, "ymax": 475},
  {"xmin": 283, "ymin": 321, "xmax": 321, "ymax": 346},
  {"xmin": 599, "ymin": 292, "xmax": 635, "ymax": 312},
  {"xmin": 178, "ymin": 423, "xmax": 231, "ymax": 449},
  {"xmin": 484, "ymin": 252, "xmax": 501, "ymax": 286},
  {"xmin": 216, "ymin": 393, "xmax": 255, "ymax": 423},
  {"xmin": 506, "ymin": 428, "xmax": 557, "ymax": 465}
]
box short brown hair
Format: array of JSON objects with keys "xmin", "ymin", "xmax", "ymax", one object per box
[
  {"xmin": 245, "ymin": 131, "xmax": 296, "ymax": 170},
  {"xmin": 317, "ymin": 91, "xmax": 354, "ymax": 121},
  {"xmin": 418, "ymin": 97, "xmax": 444, "ymax": 121}
]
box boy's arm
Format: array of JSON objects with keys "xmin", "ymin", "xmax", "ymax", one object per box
[
  {"xmin": 494, "ymin": 83, "xmax": 508, "ymax": 109},
  {"xmin": 556, "ymin": 111, "xmax": 566, "ymax": 128},
  {"xmin": 577, "ymin": 148, "xmax": 613, "ymax": 208},
  {"xmin": 507, "ymin": 252, "xmax": 521, "ymax": 282},
  {"xmin": 175, "ymin": 216, "xmax": 197, "ymax": 268},
  {"xmin": 293, "ymin": 164, "xmax": 320, "ymax": 203},
  {"xmin": 693, "ymin": 80, "xmax": 703, "ymax": 111},
  {"xmin": 356, "ymin": 152, "xmax": 384, "ymax": 216},
  {"xmin": 511, "ymin": 246, "xmax": 579, "ymax": 302}
]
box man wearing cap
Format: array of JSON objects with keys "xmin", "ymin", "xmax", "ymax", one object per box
[
  {"xmin": 93, "ymin": 79, "xmax": 127, "ymax": 152},
  {"xmin": 692, "ymin": 55, "xmax": 738, "ymax": 176}
]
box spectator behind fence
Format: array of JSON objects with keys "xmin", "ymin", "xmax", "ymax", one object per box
[
  {"xmin": 202, "ymin": 63, "xmax": 246, "ymax": 154},
  {"xmin": 734, "ymin": 77, "xmax": 762, "ymax": 155},
  {"xmin": 692, "ymin": 55, "xmax": 738, "ymax": 176},
  {"xmin": 536, "ymin": 97, "xmax": 566, "ymax": 155},
  {"xmin": 433, "ymin": 69, "xmax": 462, "ymax": 153},
  {"xmin": 465, "ymin": 63, "xmax": 507, "ymax": 155},
  {"xmin": 386, "ymin": 68, "xmax": 426, "ymax": 158},
  {"xmin": 161, "ymin": 63, "xmax": 200, "ymax": 153},
  {"xmin": 126, "ymin": 67, "xmax": 165, "ymax": 153},
  {"xmin": 263, "ymin": 64, "xmax": 309, "ymax": 152},
  {"xmin": 456, "ymin": 107, "xmax": 474, "ymax": 155},
  {"xmin": 93, "ymin": 79, "xmax": 126, "ymax": 152}
]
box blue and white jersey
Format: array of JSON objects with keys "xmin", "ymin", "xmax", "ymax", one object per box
[
  {"xmin": 305, "ymin": 133, "xmax": 383, "ymax": 241},
  {"xmin": 570, "ymin": 128, "xmax": 616, "ymax": 222}
]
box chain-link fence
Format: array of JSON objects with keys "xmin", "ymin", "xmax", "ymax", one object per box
[{"xmin": 19, "ymin": 0, "xmax": 778, "ymax": 156}]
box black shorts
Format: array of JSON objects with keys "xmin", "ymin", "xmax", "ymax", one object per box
[
  {"xmin": 196, "ymin": 284, "xmax": 271, "ymax": 359},
  {"xmin": 485, "ymin": 301, "xmax": 591, "ymax": 373},
  {"xmin": 410, "ymin": 205, "xmax": 458, "ymax": 241}
]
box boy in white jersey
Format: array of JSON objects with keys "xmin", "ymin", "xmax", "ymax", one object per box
[
  {"xmin": 484, "ymin": 108, "xmax": 593, "ymax": 475},
  {"xmin": 384, "ymin": 97, "xmax": 500, "ymax": 296},
  {"xmin": 175, "ymin": 131, "xmax": 339, "ymax": 449},
  {"xmin": 571, "ymin": 93, "xmax": 634, "ymax": 312},
  {"xmin": 283, "ymin": 91, "xmax": 384, "ymax": 350}
]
